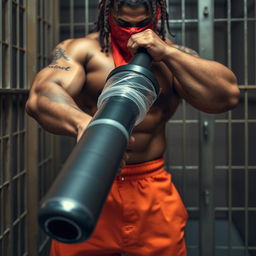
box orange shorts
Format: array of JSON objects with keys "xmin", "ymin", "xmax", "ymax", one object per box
[{"xmin": 50, "ymin": 158, "xmax": 188, "ymax": 256}]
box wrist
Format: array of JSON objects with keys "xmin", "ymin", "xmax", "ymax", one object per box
[{"xmin": 161, "ymin": 45, "xmax": 178, "ymax": 63}]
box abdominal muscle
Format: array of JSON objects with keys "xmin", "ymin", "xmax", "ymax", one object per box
[
  {"xmin": 125, "ymin": 107, "xmax": 168, "ymax": 164},
  {"xmin": 127, "ymin": 127, "xmax": 167, "ymax": 164}
]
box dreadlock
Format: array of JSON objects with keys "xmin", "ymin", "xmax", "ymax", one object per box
[{"xmin": 96, "ymin": 0, "xmax": 173, "ymax": 53}]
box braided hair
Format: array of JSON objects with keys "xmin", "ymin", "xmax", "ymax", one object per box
[{"xmin": 96, "ymin": 0, "xmax": 173, "ymax": 53}]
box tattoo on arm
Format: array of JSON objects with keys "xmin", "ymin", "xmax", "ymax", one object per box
[
  {"xmin": 51, "ymin": 47, "xmax": 70, "ymax": 64},
  {"xmin": 48, "ymin": 64, "xmax": 71, "ymax": 71},
  {"xmin": 48, "ymin": 47, "xmax": 72, "ymax": 71},
  {"xmin": 176, "ymin": 45, "xmax": 199, "ymax": 57}
]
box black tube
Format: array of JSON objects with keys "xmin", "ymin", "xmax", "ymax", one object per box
[
  {"xmin": 38, "ymin": 49, "xmax": 159, "ymax": 243},
  {"xmin": 130, "ymin": 48, "xmax": 152, "ymax": 68}
]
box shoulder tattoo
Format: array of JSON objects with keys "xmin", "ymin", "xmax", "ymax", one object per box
[
  {"xmin": 48, "ymin": 47, "xmax": 71, "ymax": 71},
  {"xmin": 51, "ymin": 47, "xmax": 70, "ymax": 64}
]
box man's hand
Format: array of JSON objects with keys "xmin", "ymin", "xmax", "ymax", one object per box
[
  {"xmin": 127, "ymin": 29, "xmax": 170, "ymax": 62},
  {"xmin": 76, "ymin": 119, "xmax": 92, "ymax": 142}
]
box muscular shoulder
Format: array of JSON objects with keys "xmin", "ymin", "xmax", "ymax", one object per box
[
  {"xmin": 52, "ymin": 34, "xmax": 101, "ymax": 64},
  {"xmin": 85, "ymin": 32, "xmax": 100, "ymax": 40}
]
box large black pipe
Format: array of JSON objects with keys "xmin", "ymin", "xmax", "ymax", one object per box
[{"xmin": 38, "ymin": 49, "xmax": 159, "ymax": 244}]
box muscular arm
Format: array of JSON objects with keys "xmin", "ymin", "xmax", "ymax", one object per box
[
  {"xmin": 128, "ymin": 29, "xmax": 240, "ymax": 113},
  {"xmin": 26, "ymin": 39, "xmax": 92, "ymax": 139},
  {"xmin": 162, "ymin": 45, "xmax": 240, "ymax": 113}
]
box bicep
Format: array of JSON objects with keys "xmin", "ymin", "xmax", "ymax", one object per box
[
  {"xmin": 173, "ymin": 77, "xmax": 216, "ymax": 113},
  {"xmin": 32, "ymin": 58, "xmax": 86, "ymax": 97},
  {"xmin": 35, "ymin": 40, "xmax": 88, "ymax": 94},
  {"xmin": 27, "ymin": 63, "xmax": 85, "ymax": 116}
]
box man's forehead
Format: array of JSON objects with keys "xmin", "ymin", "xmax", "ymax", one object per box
[
  {"xmin": 112, "ymin": 0, "xmax": 152, "ymax": 15},
  {"xmin": 113, "ymin": 0, "xmax": 151, "ymax": 9}
]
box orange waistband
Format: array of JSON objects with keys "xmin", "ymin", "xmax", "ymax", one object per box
[{"xmin": 116, "ymin": 158, "xmax": 166, "ymax": 180}]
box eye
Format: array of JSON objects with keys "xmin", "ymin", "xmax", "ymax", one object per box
[
  {"xmin": 136, "ymin": 19, "xmax": 152, "ymax": 27},
  {"xmin": 120, "ymin": 22, "xmax": 131, "ymax": 28},
  {"xmin": 116, "ymin": 19, "xmax": 131, "ymax": 27}
]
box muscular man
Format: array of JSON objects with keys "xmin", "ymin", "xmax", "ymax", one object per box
[{"xmin": 26, "ymin": 0, "xmax": 239, "ymax": 255}]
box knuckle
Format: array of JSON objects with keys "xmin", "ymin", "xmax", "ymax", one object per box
[
  {"xmin": 131, "ymin": 34, "xmax": 136, "ymax": 39},
  {"xmin": 146, "ymin": 29, "xmax": 153, "ymax": 35}
]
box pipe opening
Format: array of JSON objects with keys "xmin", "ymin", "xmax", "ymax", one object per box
[{"xmin": 46, "ymin": 217, "xmax": 81, "ymax": 241}]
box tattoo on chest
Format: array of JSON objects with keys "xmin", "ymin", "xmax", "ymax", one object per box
[{"xmin": 48, "ymin": 47, "xmax": 71, "ymax": 71}]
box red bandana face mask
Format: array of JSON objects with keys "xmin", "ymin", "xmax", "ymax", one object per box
[{"xmin": 109, "ymin": 7, "xmax": 161, "ymax": 67}]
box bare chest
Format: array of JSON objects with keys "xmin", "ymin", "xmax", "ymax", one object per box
[{"xmin": 74, "ymin": 52, "xmax": 179, "ymax": 128}]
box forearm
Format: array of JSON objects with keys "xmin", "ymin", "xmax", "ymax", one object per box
[
  {"xmin": 26, "ymin": 82, "xmax": 91, "ymax": 138},
  {"xmin": 162, "ymin": 46, "xmax": 240, "ymax": 113}
]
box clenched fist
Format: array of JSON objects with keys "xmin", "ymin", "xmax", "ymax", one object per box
[{"xmin": 127, "ymin": 29, "xmax": 170, "ymax": 62}]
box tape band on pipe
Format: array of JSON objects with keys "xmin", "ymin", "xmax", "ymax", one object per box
[{"xmin": 87, "ymin": 119, "xmax": 129, "ymax": 142}]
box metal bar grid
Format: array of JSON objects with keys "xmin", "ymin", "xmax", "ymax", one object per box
[
  {"xmin": 11, "ymin": 94, "xmax": 28, "ymax": 256},
  {"xmin": 243, "ymin": 2, "xmax": 250, "ymax": 254},
  {"xmin": 70, "ymin": 0, "xmax": 74, "ymax": 37},
  {"xmin": 36, "ymin": 1, "xmax": 58, "ymax": 254},
  {"xmin": 19, "ymin": 2, "xmax": 26, "ymax": 89},
  {"xmin": 0, "ymin": 0, "xmax": 3, "ymax": 89},
  {"xmin": 85, "ymin": 0, "xmax": 89, "ymax": 34},
  {"xmin": 213, "ymin": 0, "xmax": 256, "ymax": 255},
  {"xmin": 0, "ymin": 93, "xmax": 13, "ymax": 255},
  {"xmin": 0, "ymin": 94, "xmax": 12, "ymax": 256},
  {"xmin": 226, "ymin": 3, "xmax": 233, "ymax": 252},
  {"xmin": 37, "ymin": 0, "xmax": 52, "ymax": 69},
  {"xmin": 0, "ymin": 0, "xmax": 29, "ymax": 254},
  {"xmin": 1, "ymin": 0, "xmax": 9, "ymax": 89},
  {"xmin": 8, "ymin": 0, "xmax": 13, "ymax": 89},
  {"xmin": 165, "ymin": 0, "xmax": 256, "ymax": 255},
  {"xmin": 59, "ymin": 0, "xmax": 99, "ymax": 41},
  {"xmin": 0, "ymin": 0, "xmax": 58, "ymax": 255},
  {"xmin": 198, "ymin": 2, "xmax": 215, "ymax": 255},
  {"xmin": 37, "ymin": 0, "xmax": 55, "ymax": 198},
  {"xmin": 165, "ymin": 1, "xmax": 201, "ymax": 254},
  {"xmin": 26, "ymin": 1, "xmax": 40, "ymax": 254},
  {"xmin": 38, "ymin": 0, "xmax": 44, "ymax": 69},
  {"xmin": 5, "ymin": 0, "xmax": 27, "ymax": 89},
  {"xmin": 167, "ymin": 5, "xmax": 200, "ymax": 165}
]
